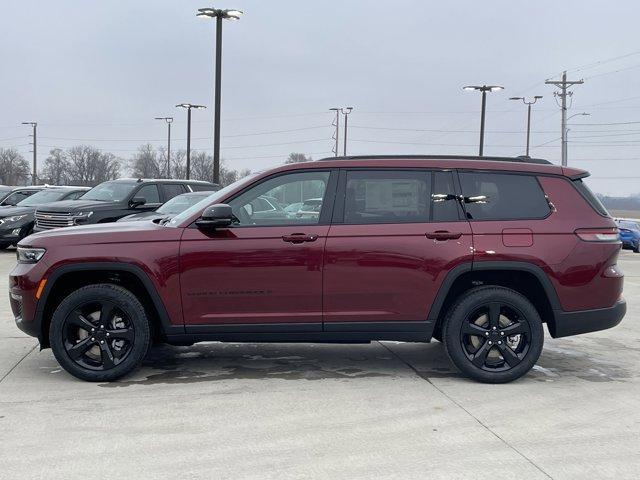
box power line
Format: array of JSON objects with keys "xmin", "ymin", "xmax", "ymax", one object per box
[{"xmin": 567, "ymin": 50, "xmax": 640, "ymax": 73}]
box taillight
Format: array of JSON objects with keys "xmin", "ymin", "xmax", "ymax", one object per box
[{"xmin": 575, "ymin": 228, "xmax": 620, "ymax": 242}]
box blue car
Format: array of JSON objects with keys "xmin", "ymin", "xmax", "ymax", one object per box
[{"xmin": 616, "ymin": 220, "xmax": 640, "ymax": 253}]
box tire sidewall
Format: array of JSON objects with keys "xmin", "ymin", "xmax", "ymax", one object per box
[
  {"xmin": 443, "ymin": 286, "xmax": 544, "ymax": 383},
  {"xmin": 49, "ymin": 284, "xmax": 150, "ymax": 382}
]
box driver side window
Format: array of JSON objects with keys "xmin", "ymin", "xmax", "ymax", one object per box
[{"xmin": 229, "ymin": 171, "xmax": 330, "ymax": 226}]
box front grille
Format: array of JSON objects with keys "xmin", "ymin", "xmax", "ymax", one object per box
[{"xmin": 35, "ymin": 211, "xmax": 76, "ymax": 230}]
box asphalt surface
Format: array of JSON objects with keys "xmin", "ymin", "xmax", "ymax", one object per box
[{"xmin": 1, "ymin": 249, "xmax": 639, "ymax": 479}]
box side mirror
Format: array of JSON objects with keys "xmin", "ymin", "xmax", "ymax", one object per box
[
  {"xmin": 196, "ymin": 204, "xmax": 233, "ymax": 229},
  {"xmin": 130, "ymin": 197, "xmax": 147, "ymax": 207}
]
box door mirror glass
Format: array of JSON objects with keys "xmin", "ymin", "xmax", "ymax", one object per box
[
  {"xmin": 130, "ymin": 196, "xmax": 147, "ymax": 207},
  {"xmin": 196, "ymin": 203, "xmax": 234, "ymax": 229}
]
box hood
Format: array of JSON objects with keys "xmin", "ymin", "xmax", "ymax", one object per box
[
  {"xmin": 20, "ymin": 220, "xmax": 182, "ymax": 248},
  {"xmin": 0, "ymin": 206, "xmax": 35, "ymax": 218},
  {"xmin": 35, "ymin": 199, "xmax": 118, "ymax": 213},
  {"xmin": 117, "ymin": 211, "xmax": 166, "ymax": 222}
]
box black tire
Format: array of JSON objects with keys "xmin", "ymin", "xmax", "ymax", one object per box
[
  {"xmin": 0, "ymin": 242, "xmax": 12, "ymax": 250},
  {"xmin": 442, "ymin": 286, "xmax": 543, "ymax": 383},
  {"xmin": 49, "ymin": 284, "xmax": 151, "ymax": 382},
  {"xmin": 634, "ymin": 242, "xmax": 639, "ymax": 253}
]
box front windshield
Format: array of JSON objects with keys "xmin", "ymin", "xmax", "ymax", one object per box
[
  {"xmin": 157, "ymin": 194, "xmax": 209, "ymax": 215},
  {"xmin": 168, "ymin": 173, "xmax": 259, "ymax": 227},
  {"xmin": 17, "ymin": 189, "xmax": 68, "ymax": 206},
  {"xmin": 82, "ymin": 181, "xmax": 137, "ymax": 202}
]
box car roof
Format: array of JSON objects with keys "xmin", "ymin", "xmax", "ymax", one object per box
[
  {"xmin": 112, "ymin": 178, "xmax": 218, "ymax": 185},
  {"xmin": 279, "ymin": 155, "xmax": 588, "ymax": 178}
]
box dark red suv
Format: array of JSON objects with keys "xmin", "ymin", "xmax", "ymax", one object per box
[{"xmin": 9, "ymin": 156, "xmax": 626, "ymax": 383}]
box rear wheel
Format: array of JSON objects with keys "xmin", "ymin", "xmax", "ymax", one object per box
[
  {"xmin": 634, "ymin": 241, "xmax": 639, "ymax": 253},
  {"xmin": 49, "ymin": 284, "xmax": 151, "ymax": 382},
  {"xmin": 442, "ymin": 286, "xmax": 543, "ymax": 383}
]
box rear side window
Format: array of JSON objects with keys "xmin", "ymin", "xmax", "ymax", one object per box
[
  {"xmin": 163, "ymin": 184, "xmax": 186, "ymax": 200},
  {"xmin": 344, "ymin": 170, "xmax": 430, "ymax": 224},
  {"xmin": 459, "ymin": 172, "xmax": 550, "ymax": 220},
  {"xmin": 572, "ymin": 178, "xmax": 609, "ymax": 217},
  {"xmin": 432, "ymin": 171, "xmax": 461, "ymax": 221},
  {"xmin": 189, "ymin": 183, "xmax": 218, "ymax": 192}
]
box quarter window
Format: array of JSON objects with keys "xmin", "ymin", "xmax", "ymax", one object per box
[
  {"xmin": 459, "ymin": 172, "xmax": 550, "ymax": 220},
  {"xmin": 229, "ymin": 171, "xmax": 330, "ymax": 226},
  {"xmin": 163, "ymin": 184, "xmax": 186, "ymax": 200},
  {"xmin": 344, "ymin": 170, "xmax": 430, "ymax": 224}
]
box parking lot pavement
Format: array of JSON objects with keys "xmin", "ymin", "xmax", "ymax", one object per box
[{"xmin": 0, "ymin": 250, "xmax": 639, "ymax": 480}]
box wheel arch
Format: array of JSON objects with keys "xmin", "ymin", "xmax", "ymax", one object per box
[
  {"xmin": 36, "ymin": 262, "xmax": 180, "ymax": 348},
  {"xmin": 428, "ymin": 261, "xmax": 561, "ymax": 338}
]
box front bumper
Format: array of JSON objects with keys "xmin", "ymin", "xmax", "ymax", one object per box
[{"xmin": 551, "ymin": 299, "xmax": 627, "ymax": 338}]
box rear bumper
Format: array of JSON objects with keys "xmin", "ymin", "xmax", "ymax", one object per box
[{"xmin": 551, "ymin": 300, "xmax": 626, "ymax": 338}]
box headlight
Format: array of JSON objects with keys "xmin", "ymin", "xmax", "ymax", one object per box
[
  {"xmin": 0, "ymin": 215, "xmax": 27, "ymax": 225},
  {"xmin": 16, "ymin": 247, "xmax": 46, "ymax": 264},
  {"xmin": 73, "ymin": 211, "xmax": 93, "ymax": 224}
]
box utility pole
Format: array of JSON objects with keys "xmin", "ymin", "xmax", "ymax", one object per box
[
  {"xmin": 21, "ymin": 122, "xmax": 37, "ymax": 185},
  {"xmin": 545, "ymin": 71, "xmax": 583, "ymax": 166},
  {"xmin": 341, "ymin": 107, "xmax": 353, "ymax": 156},
  {"xmin": 329, "ymin": 108, "xmax": 340, "ymax": 157},
  {"xmin": 155, "ymin": 117, "xmax": 173, "ymax": 178},
  {"xmin": 509, "ymin": 96, "xmax": 543, "ymax": 157}
]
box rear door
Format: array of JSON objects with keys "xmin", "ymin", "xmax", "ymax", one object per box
[{"xmin": 323, "ymin": 168, "xmax": 473, "ymax": 329}]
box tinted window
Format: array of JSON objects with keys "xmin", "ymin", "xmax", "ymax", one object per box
[
  {"xmin": 573, "ymin": 179, "xmax": 609, "ymax": 216},
  {"xmin": 459, "ymin": 172, "xmax": 550, "ymax": 220},
  {"xmin": 189, "ymin": 183, "xmax": 218, "ymax": 192},
  {"xmin": 344, "ymin": 170, "xmax": 430, "ymax": 224},
  {"xmin": 432, "ymin": 171, "xmax": 461, "ymax": 221},
  {"xmin": 83, "ymin": 181, "xmax": 137, "ymax": 202},
  {"xmin": 3, "ymin": 191, "xmax": 34, "ymax": 205},
  {"xmin": 136, "ymin": 184, "xmax": 160, "ymax": 204},
  {"xmin": 229, "ymin": 171, "xmax": 330, "ymax": 226},
  {"xmin": 163, "ymin": 184, "xmax": 186, "ymax": 200}
]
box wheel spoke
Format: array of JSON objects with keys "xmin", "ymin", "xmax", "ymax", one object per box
[
  {"xmin": 107, "ymin": 327, "xmax": 134, "ymax": 343},
  {"xmin": 100, "ymin": 302, "xmax": 117, "ymax": 327},
  {"xmin": 67, "ymin": 337, "xmax": 95, "ymax": 360},
  {"xmin": 462, "ymin": 322, "xmax": 489, "ymax": 337},
  {"xmin": 99, "ymin": 342, "xmax": 116, "ymax": 369},
  {"xmin": 67, "ymin": 312, "xmax": 95, "ymax": 332},
  {"xmin": 471, "ymin": 340, "xmax": 491, "ymax": 368},
  {"xmin": 498, "ymin": 343, "xmax": 521, "ymax": 367},
  {"xmin": 488, "ymin": 302, "xmax": 501, "ymax": 329},
  {"xmin": 501, "ymin": 322, "xmax": 527, "ymax": 336}
]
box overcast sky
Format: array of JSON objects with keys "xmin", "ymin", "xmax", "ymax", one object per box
[{"xmin": 2, "ymin": 0, "xmax": 640, "ymax": 194}]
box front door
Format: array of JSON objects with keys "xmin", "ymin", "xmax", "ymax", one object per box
[
  {"xmin": 323, "ymin": 169, "xmax": 473, "ymax": 328},
  {"xmin": 180, "ymin": 169, "xmax": 336, "ymax": 328}
]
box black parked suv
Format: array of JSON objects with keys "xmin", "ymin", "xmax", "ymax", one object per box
[{"xmin": 34, "ymin": 178, "xmax": 218, "ymax": 231}]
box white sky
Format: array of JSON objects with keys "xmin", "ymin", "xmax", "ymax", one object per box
[{"xmin": 2, "ymin": 0, "xmax": 640, "ymax": 195}]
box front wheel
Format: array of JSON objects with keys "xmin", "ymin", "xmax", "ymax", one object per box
[
  {"xmin": 442, "ymin": 286, "xmax": 544, "ymax": 383},
  {"xmin": 50, "ymin": 284, "xmax": 151, "ymax": 382}
]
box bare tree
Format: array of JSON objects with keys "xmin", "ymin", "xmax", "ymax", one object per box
[
  {"xmin": 0, "ymin": 148, "xmax": 30, "ymax": 185},
  {"xmin": 66, "ymin": 145, "xmax": 120, "ymax": 186},
  {"xmin": 131, "ymin": 144, "xmax": 162, "ymax": 179},
  {"xmin": 40, "ymin": 148, "xmax": 70, "ymax": 185},
  {"xmin": 286, "ymin": 152, "xmax": 313, "ymax": 164}
]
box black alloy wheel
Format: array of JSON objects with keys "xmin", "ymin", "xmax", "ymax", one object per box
[
  {"xmin": 443, "ymin": 286, "xmax": 544, "ymax": 383},
  {"xmin": 50, "ymin": 284, "xmax": 150, "ymax": 381}
]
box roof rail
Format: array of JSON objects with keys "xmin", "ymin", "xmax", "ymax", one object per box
[{"xmin": 316, "ymin": 154, "xmax": 552, "ymax": 165}]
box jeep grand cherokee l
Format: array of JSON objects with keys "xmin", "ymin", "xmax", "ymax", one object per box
[
  {"xmin": 10, "ymin": 155, "xmax": 626, "ymax": 383},
  {"xmin": 33, "ymin": 178, "xmax": 218, "ymax": 230}
]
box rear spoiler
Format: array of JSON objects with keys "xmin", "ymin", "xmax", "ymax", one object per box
[{"xmin": 562, "ymin": 167, "xmax": 590, "ymax": 180}]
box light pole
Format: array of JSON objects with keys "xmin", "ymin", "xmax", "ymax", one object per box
[
  {"xmin": 329, "ymin": 107, "xmax": 340, "ymax": 157},
  {"xmin": 21, "ymin": 122, "xmax": 37, "ymax": 185},
  {"xmin": 463, "ymin": 85, "xmax": 504, "ymax": 156},
  {"xmin": 176, "ymin": 103, "xmax": 206, "ymax": 179},
  {"xmin": 565, "ymin": 112, "xmax": 590, "ymax": 166},
  {"xmin": 509, "ymin": 95, "xmax": 543, "ymax": 157},
  {"xmin": 341, "ymin": 107, "xmax": 353, "ymax": 156},
  {"xmin": 155, "ymin": 117, "xmax": 173, "ymax": 178},
  {"xmin": 196, "ymin": 7, "xmax": 243, "ymax": 184}
]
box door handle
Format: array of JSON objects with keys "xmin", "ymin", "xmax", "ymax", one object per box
[
  {"xmin": 425, "ymin": 231, "xmax": 462, "ymax": 240},
  {"xmin": 282, "ymin": 233, "xmax": 318, "ymax": 244}
]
